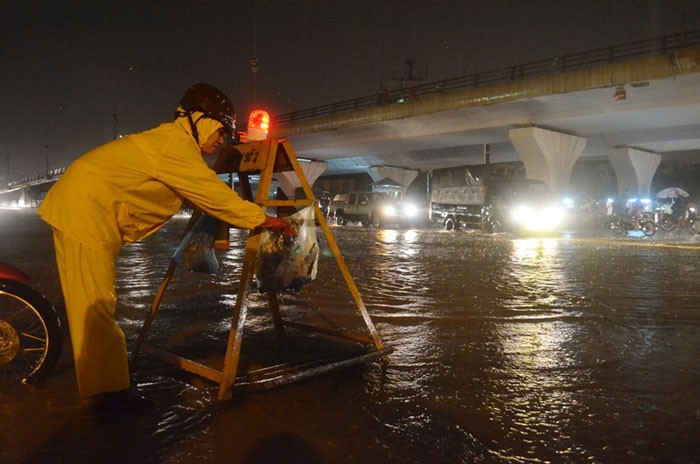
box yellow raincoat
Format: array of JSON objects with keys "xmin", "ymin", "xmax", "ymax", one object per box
[{"xmin": 39, "ymin": 114, "xmax": 265, "ymax": 398}]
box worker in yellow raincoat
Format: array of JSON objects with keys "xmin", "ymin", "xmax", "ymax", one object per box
[{"xmin": 38, "ymin": 83, "xmax": 294, "ymax": 408}]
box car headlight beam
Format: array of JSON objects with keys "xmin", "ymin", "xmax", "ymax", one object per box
[
  {"xmin": 403, "ymin": 203, "xmax": 418, "ymax": 217},
  {"xmin": 382, "ymin": 205, "xmax": 397, "ymax": 217},
  {"xmin": 510, "ymin": 204, "xmax": 564, "ymax": 230}
]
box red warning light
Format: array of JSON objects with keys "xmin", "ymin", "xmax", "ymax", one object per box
[
  {"xmin": 249, "ymin": 110, "xmax": 269, "ymax": 130},
  {"xmin": 247, "ymin": 110, "xmax": 270, "ymax": 141}
]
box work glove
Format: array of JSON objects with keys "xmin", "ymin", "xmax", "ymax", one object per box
[{"xmin": 261, "ymin": 215, "xmax": 297, "ymax": 238}]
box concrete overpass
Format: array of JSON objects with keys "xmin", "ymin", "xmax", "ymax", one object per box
[
  {"xmin": 4, "ymin": 30, "xmax": 700, "ymax": 204},
  {"xmin": 269, "ymin": 30, "xmax": 700, "ymax": 197}
]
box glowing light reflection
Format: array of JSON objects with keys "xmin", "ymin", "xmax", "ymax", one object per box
[{"xmin": 484, "ymin": 237, "xmax": 587, "ymax": 442}]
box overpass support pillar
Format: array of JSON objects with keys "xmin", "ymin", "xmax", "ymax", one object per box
[
  {"xmin": 607, "ymin": 147, "xmax": 661, "ymax": 197},
  {"xmin": 275, "ymin": 160, "xmax": 328, "ymax": 198},
  {"xmin": 368, "ymin": 166, "xmax": 420, "ymax": 196},
  {"xmin": 508, "ymin": 126, "xmax": 586, "ymax": 194}
]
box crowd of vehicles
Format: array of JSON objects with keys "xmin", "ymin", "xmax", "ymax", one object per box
[
  {"xmin": 565, "ymin": 187, "xmax": 700, "ymax": 237},
  {"xmin": 320, "ymin": 164, "xmax": 697, "ymax": 239},
  {"xmin": 606, "ymin": 200, "xmax": 659, "ymax": 236},
  {"xmin": 654, "ymin": 190, "xmax": 700, "ymax": 233}
]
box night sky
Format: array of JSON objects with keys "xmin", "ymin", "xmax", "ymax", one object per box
[{"xmin": 1, "ymin": 0, "xmax": 697, "ymax": 180}]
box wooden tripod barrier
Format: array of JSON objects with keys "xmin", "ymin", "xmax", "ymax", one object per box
[{"xmin": 133, "ymin": 138, "xmax": 388, "ymax": 401}]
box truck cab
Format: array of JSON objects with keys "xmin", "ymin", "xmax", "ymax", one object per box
[{"xmin": 488, "ymin": 178, "xmax": 564, "ymax": 234}]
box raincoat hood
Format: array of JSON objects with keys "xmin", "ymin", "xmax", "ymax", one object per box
[{"xmin": 174, "ymin": 107, "xmax": 224, "ymax": 149}]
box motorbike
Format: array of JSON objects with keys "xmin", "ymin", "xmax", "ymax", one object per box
[
  {"xmin": 0, "ymin": 261, "xmax": 62, "ymax": 383},
  {"xmin": 657, "ymin": 207, "xmax": 700, "ymax": 233},
  {"xmin": 609, "ymin": 211, "xmax": 657, "ymax": 236}
]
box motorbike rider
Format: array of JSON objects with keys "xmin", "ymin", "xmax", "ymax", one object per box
[
  {"xmin": 38, "ymin": 83, "xmax": 296, "ymax": 410},
  {"xmin": 626, "ymin": 197, "xmax": 644, "ymax": 221},
  {"xmin": 669, "ymin": 196, "xmax": 688, "ymax": 224},
  {"xmin": 613, "ymin": 191, "xmax": 630, "ymax": 216}
]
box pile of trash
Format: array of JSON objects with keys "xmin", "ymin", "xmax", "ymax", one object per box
[{"xmin": 255, "ymin": 206, "xmax": 318, "ymax": 293}]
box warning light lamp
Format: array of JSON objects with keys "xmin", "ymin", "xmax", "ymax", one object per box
[{"xmin": 247, "ymin": 109, "xmax": 270, "ymax": 141}]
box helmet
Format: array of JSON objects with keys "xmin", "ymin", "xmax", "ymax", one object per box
[{"xmin": 178, "ymin": 83, "xmax": 236, "ymax": 134}]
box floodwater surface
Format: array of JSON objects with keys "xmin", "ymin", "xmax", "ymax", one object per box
[{"xmin": 1, "ymin": 208, "xmax": 700, "ymax": 463}]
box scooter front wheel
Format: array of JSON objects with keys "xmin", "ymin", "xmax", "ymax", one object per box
[
  {"xmin": 692, "ymin": 220, "xmax": 700, "ymax": 234},
  {"xmin": 641, "ymin": 220, "xmax": 657, "ymax": 237},
  {"xmin": 610, "ymin": 221, "xmax": 625, "ymax": 235},
  {"xmin": 659, "ymin": 217, "xmax": 676, "ymax": 231},
  {"xmin": 0, "ymin": 280, "xmax": 62, "ymax": 384}
]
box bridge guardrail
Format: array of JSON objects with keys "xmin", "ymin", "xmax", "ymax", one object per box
[{"xmin": 6, "ymin": 167, "xmax": 67, "ymax": 190}]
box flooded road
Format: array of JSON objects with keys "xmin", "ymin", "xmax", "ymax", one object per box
[{"xmin": 1, "ymin": 208, "xmax": 700, "ymax": 463}]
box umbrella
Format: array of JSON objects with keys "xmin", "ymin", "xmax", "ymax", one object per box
[{"xmin": 656, "ymin": 187, "xmax": 690, "ymax": 199}]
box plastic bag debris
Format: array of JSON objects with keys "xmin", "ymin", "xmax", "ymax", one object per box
[
  {"xmin": 255, "ymin": 206, "xmax": 319, "ymax": 293},
  {"xmin": 172, "ymin": 213, "xmax": 221, "ymax": 273}
]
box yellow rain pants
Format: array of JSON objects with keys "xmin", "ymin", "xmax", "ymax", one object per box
[{"xmin": 52, "ymin": 228, "xmax": 129, "ymax": 398}]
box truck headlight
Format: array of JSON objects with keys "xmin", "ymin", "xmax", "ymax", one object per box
[
  {"xmin": 512, "ymin": 205, "xmax": 533, "ymax": 224},
  {"xmin": 543, "ymin": 205, "xmax": 565, "ymax": 228},
  {"xmin": 403, "ymin": 203, "xmax": 418, "ymax": 217},
  {"xmin": 512, "ymin": 204, "xmax": 564, "ymax": 230}
]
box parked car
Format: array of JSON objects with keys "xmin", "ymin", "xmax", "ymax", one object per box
[{"xmin": 329, "ymin": 191, "xmax": 411, "ymax": 227}]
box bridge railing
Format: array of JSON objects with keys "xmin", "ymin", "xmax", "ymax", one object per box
[
  {"xmin": 7, "ymin": 167, "xmax": 66, "ymax": 190},
  {"xmin": 272, "ymin": 29, "xmax": 700, "ymax": 126}
]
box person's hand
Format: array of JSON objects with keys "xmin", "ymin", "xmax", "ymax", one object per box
[{"xmin": 261, "ymin": 215, "xmax": 297, "ymax": 237}]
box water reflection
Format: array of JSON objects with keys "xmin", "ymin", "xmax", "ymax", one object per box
[
  {"xmin": 363, "ymin": 229, "xmax": 436, "ymax": 312},
  {"xmin": 375, "ymin": 228, "xmax": 420, "ymax": 258},
  {"xmin": 478, "ymin": 237, "xmax": 593, "ymax": 460},
  {"xmin": 507, "ymin": 238, "xmax": 567, "ymax": 314},
  {"xmin": 365, "ymin": 229, "xmax": 443, "ymax": 396},
  {"xmin": 511, "ymin": 237, "xmax": 558, "ymax": 260}
]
